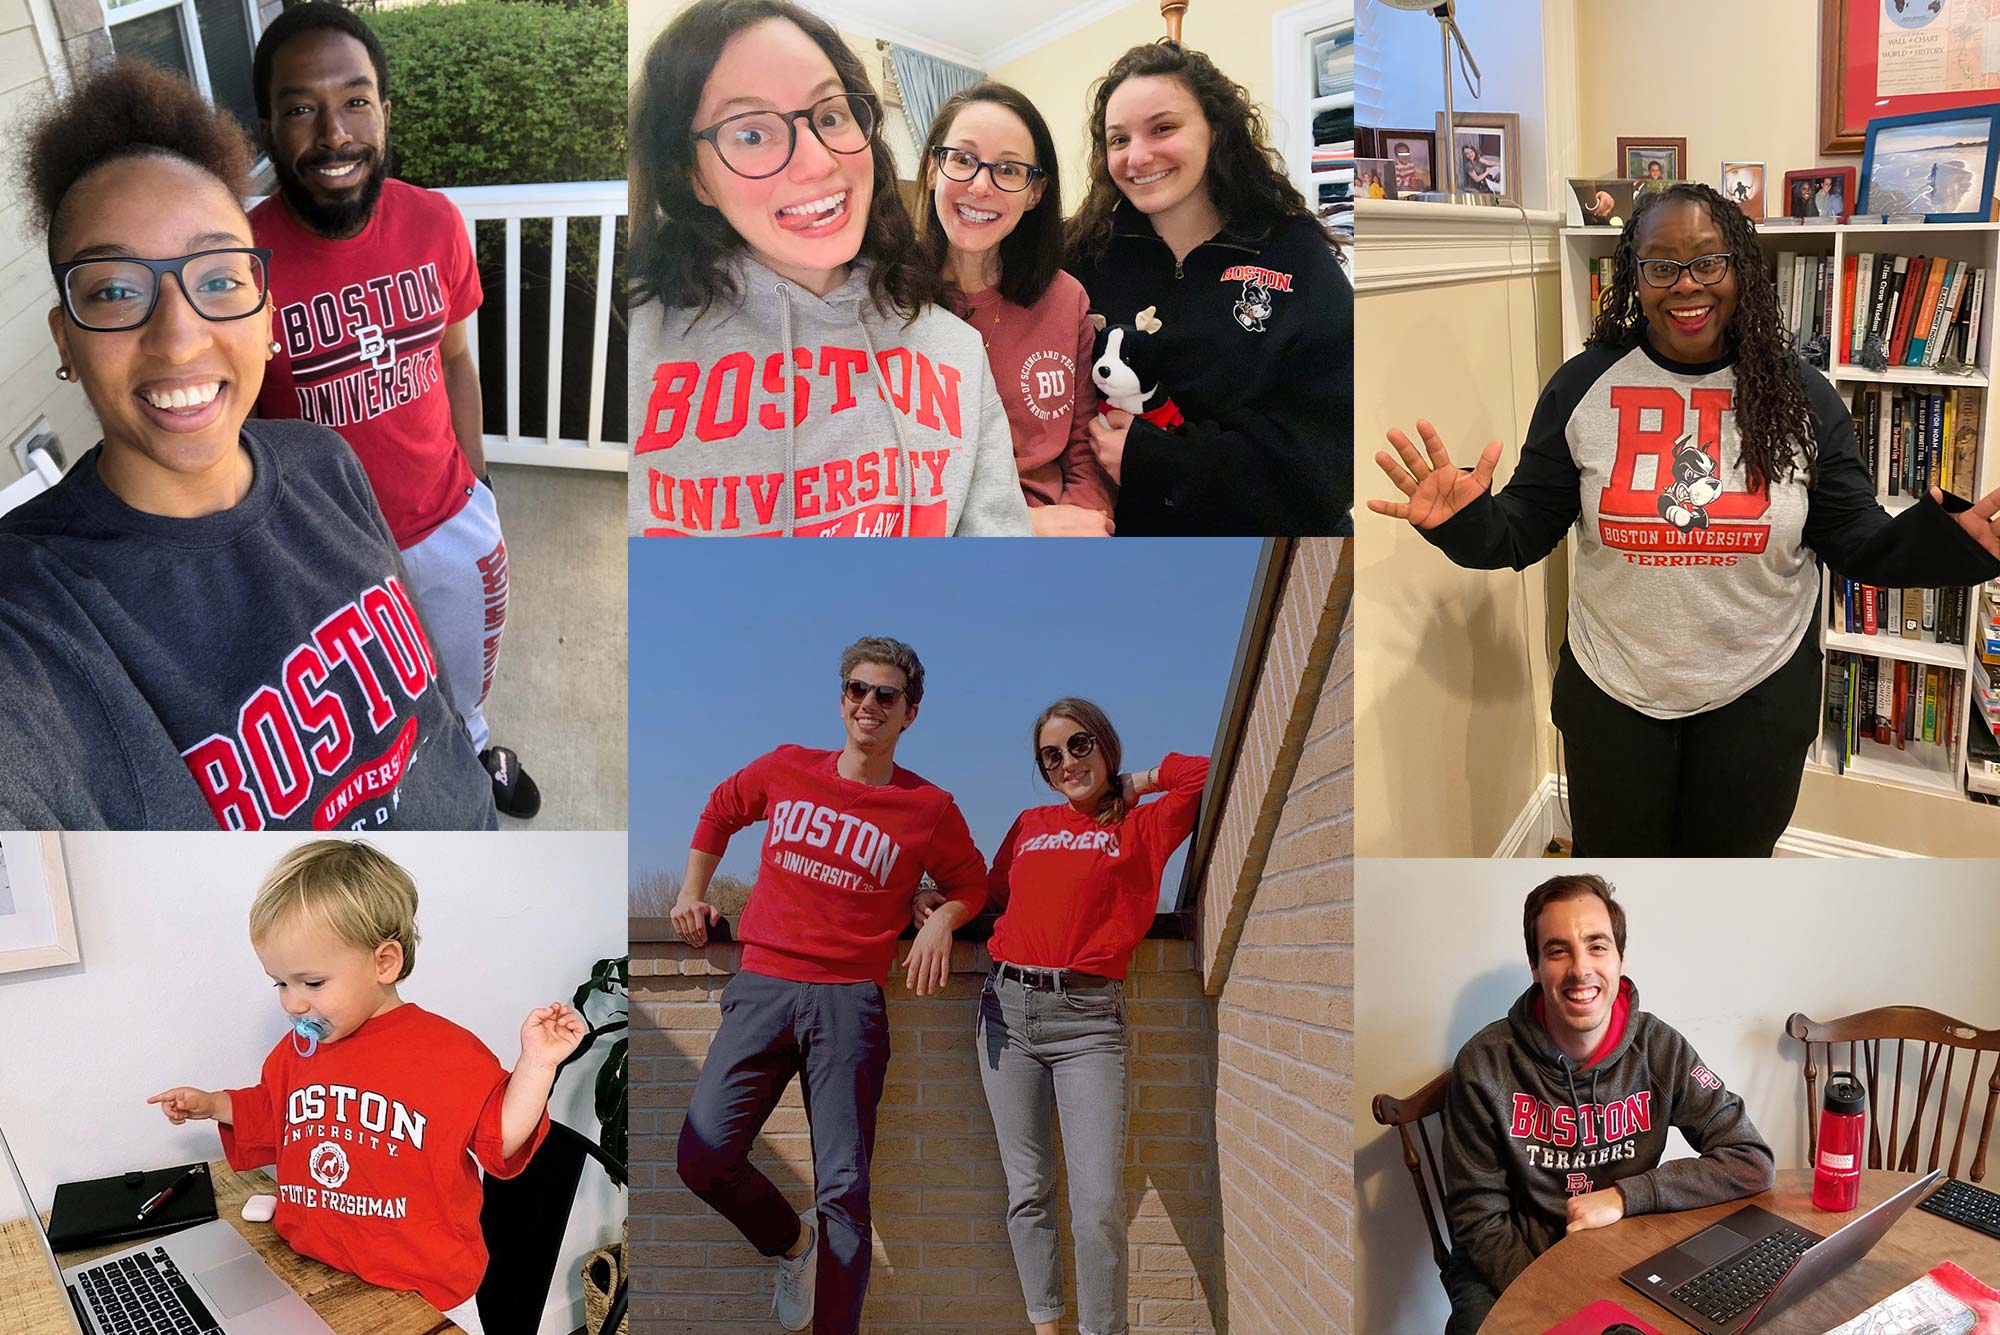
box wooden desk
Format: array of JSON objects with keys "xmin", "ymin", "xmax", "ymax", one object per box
[
  {"xmin": 1484, "ymin": 1169, "xmax": 2000, "ymax": 1335},
  {"xmin": 0, "ymin": 1160, "xmax": 460, "ymax": 1335}
]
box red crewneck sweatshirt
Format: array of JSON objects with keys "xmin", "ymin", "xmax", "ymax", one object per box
[
  {"xmin": 693, "ymin": 744, "xmax": 988, "ymax": 984},
  {"xmin": 219, "ymin": 1003, "xmax": 548, "ymax": 1310},
  {"xmin": 986, "ymin": 753, "xmax": 1209, "ymax": 979}
]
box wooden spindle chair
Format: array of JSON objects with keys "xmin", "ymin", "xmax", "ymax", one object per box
[
  {"xmin": 1371, "ymin": 1070, "xmax": 1455, "ymax": 1291},
  {"xmin": 1786, "ymin": 1007, "xmax": 2000, "ymax": 1184}
]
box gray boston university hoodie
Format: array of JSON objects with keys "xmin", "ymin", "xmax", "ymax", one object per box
[
  {"xmin": 627, "ymin": 254, "xmax": 1032, "ymax": 537},
  {"xmin": 1442, "ymin": 977, "xmax": 1774, "ymax": 1294}
]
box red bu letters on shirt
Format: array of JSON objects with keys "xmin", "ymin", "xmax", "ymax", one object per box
[{"xmin": 1597, "ymin": 385, "xmax": 1772, "ymax": 556}]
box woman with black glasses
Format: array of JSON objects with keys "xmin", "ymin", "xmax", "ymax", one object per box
[
  {"xmin": 1371, "ymin": 182, "xmax": 2000, "ymax": 855},
  {"xmin": 627, "ymin": 0, "xmax": 1030, "ymax": 536},
  {"xmin": 0, "ymin": 60, "xmax": 495, "ymax": 829},
  {"xmin": 915, "ymin": 83, "xmax": 1114, "ymax": 536},
  {"xmin": 922, "ymin": 698, "xmax": 1206, "ymax": 1335}
]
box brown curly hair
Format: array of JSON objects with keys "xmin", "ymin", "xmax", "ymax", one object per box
[
  {"xmin": 1066, "ymin": 40, "xmax": 1333, "ymax": 263},
  {"xmin": 22, "ymin": 60, "xmax": 255, "ymax": 265},
  {"xmin": 1588, "ymin": 182, "xmax": 1817, "ymax": 492},
  {"xmin": 1032, "ymin": 697, "xmax": 1126, "ymax": 826}
]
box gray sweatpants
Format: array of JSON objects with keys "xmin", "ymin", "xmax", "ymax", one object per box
[
  {"xmin": 399, "ymin": 481, "xmax": 506, "ymax": 753},
  {"xmin": 976, "ymin": 968, "xmax": 1131, "ymax": 1335}
]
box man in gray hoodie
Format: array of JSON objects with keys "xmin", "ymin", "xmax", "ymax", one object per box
[{"xmin": 1441, "ymin": 874, "xmax": 1774, "ymax": 1334}]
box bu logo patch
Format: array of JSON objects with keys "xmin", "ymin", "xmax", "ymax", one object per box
[
  {"xmin": 309, "ymin": 1142, "xmax": 350, "ymax": 1189},
  {"xmin": 1691, "ymin": 1064, "xmax": 1723, "ymax": 1091},
  {"xmin": 1566, "ymin": 1172, "xmax": 1592, "ymax": 1197}
]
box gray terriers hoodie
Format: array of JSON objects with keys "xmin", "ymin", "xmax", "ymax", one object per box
[
  {"xmin": 627, "ymin": 254, "xmax": 1033, "ymax": 536},
  {"xmin": 1442, "ymin": 977, "xmax": 1775, "ymax": 1294}
]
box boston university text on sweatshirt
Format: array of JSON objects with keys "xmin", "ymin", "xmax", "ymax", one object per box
[
  {"xmin": 1442, "ymin": 978, "xmax": 1775, "ymax": 1293},
  {"xmin": 629, "ymin": 255, "xmax": 1033, "ymax": 536},
  {"xmin": 694, "ymin": 745, "xmax": 989, "ymax": 983}
]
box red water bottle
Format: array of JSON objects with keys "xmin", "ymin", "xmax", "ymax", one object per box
[{"xmin": 1812, "ymin": 1073, "xmax": 1866, "ymax": 1212}]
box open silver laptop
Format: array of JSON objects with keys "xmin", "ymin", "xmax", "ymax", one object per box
[{"xmin": 0, "ymin": 1116, "xmax": 332, "ymax": 1335}]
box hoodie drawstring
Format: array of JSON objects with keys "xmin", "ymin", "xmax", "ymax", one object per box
[
  {"xmin": 774, "ymin": 281, "xmax": 798, "ymax": 537},
  {"xmin": 851, "ymin": 316, "xmax": 912, "ymax": 537}
]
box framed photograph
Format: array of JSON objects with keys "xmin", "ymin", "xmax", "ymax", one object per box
[
  {"xmin": 1436, "ymin": 111, "xmax": 1521, "ymax": 200},
  {"xmin": 1820, "ymin": 0, "xmax": 2000, "ymax": 155},
  {"xmin": 1720, "ymin": 161, "xmax": 1766, "ymax": 220},
  {"xmin": 0, "ymin": 834, "xmax": 79, "ymax": 975},
  {"xmin": 1376, "ymin": 127, "xmax": 1436, "ymax": 194},
  {"xmin": 1567, "ymin": 178, "xmax": 1638, "ymax": 229},
  {"xmin": 1780, "ymin": 165, "xmax": 1856, "ymax": 221},
  {"xmin": 1310, "ymin": 25, "xmax": 1351, "ymax": 101},
  {"xmin": 1859, "ymin": 106, "xmax": 2000, "ymax": 222},
  {"xmin": 1353, "ymin": 157, "xmax": 1398, "ymax": 201},
  {"xmin": 1617, "ymin": 136, "xmax": 1687, "ymax": 185}
]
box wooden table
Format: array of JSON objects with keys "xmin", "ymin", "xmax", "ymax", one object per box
[
  {"xmin": 0, "ymin": 1160, "xmax": 460, "ymax": 1334},
  {"xmin": 1484, "ymin": 1169, "xmax": 2000, "ymax": 1334}
]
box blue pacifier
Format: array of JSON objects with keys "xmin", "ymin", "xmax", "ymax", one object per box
[{"xmin": 291, "ymin": 1016, "xmax": 330, "ymax": 1057}]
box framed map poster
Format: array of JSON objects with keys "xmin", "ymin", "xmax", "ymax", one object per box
[{"xmin": 1822, "ymin": 0, "xmax": 2000, "ymax": 154}]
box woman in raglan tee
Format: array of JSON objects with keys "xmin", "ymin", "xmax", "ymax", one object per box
[
  {"xmin": 1373, "ymin": 182, "xmax": 2000, "ymax": 856},
  {"xmin": 0, "ymin": 60, "xmax": 494, "ymax": 830},
  {"xmin": 626, "ymin": 0, "xmax": 1030, "ymax": 537}
]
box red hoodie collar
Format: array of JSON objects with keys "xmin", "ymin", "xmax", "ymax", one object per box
[{"xmin": 1532, "ymin": 976, "xmax": 1634, "ymax": 1070}]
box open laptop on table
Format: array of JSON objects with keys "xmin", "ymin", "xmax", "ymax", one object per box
[
  {"xmin": 0, "ymin": 1117, "xmax": 331, "ymax": 1335},
  {"xmin": 1620, "ymin": 1168, "xmax": 1943, "ymax": 1335}
]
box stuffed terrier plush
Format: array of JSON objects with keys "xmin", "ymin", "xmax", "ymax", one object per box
[{"xmin": 1089, "ymin": 306, "xmax": 1184, "ymax": 429}]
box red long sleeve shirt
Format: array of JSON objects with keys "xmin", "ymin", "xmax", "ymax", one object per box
[
  {"xmin": 219, "ymin": 1003, "xmax": 548, "ymax": 1310},
  {"xmin": 986, "ymin": 753, "xmax": 1209, "ymax": 979},
  {"xmin": 693, "ymin": 744, "xmax": 988, "ymax": 984}
]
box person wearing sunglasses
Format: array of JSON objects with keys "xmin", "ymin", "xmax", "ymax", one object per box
[
  {"xmin": 915, "ymin": 83, "xmax": 1114, "ymax": 537},
  {"xmin": 930, "ymin": 697, "xmax": 1207, "ymax": 1335},
  {"xmin": 1371, "ymin": 183, "xmax": 2000, "ymax": 856},
  {"xmin": 0, "ymin": 60, "xmax": 494, "ymax": 830},
  {"xmin": 669, "ymin": 636, "xmax": 988, "ymax": 1332},
  {"xmin": 628, "ymin": 0, "xmax": 1030, "ymax": 537}
]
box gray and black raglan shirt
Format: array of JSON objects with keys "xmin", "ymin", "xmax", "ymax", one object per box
[{"xmin": 1425, "ymin": 330, "xmax": 2000, "ymax": 717}]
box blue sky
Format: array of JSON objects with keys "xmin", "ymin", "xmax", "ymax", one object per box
[{"xmin": 629, "ymin": 539, "xmax": 1263, "ymax": 909}]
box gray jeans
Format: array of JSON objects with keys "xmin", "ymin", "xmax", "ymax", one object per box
[
  {"xmin": 976, "ymin": 968, "xmax": 1131, "ymax": 1335},
  {"xmin": 400, "ymin": 480, "xmax": 506, "ymax": 752}
]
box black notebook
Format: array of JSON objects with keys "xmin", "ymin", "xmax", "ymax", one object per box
[{"xmin": 46, "ymin": 1161, "xmax": 219, "ymax": 1252}]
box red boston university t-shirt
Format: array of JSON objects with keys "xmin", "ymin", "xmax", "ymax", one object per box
[
  {"xmin": 252, "ymin": 181, "xmax": 482, "ymax": 547},
  {"xmin": 986, "ymin": 753, "xmax": 1209, "ymax": 979},
  {"xmin": 694, "ymin": 744, "xmax": 989, "ymax": 984},
  {"xmin": 219, "ymin": 1003, "xmax": 547, "ymax": 1310}
]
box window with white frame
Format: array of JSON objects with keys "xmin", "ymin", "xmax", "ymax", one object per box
[{"xmin": 102, "ymin": 0, "xmax": 262, "ymax": 136}]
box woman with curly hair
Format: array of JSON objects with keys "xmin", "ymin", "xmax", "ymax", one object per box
[
  {"xmin": 1370, "ymin": 183, "xmax": 2000, "ymax": 855},
  {"xmin": 626, "ymin": 0, "xmax": 1030, "ymax": 536},
  {"xmin": 0, "ymin": 59, "xmax": 495, "ymax": 830},
  {"xmin": 1064, "ymin": 39, "xmax": 1353, "ymax": 537}
]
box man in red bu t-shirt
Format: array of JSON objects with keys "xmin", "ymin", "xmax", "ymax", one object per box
[
  {"xmin": 248, "ymin": 3, "xmax": 538, "ymax": 819},
  {"xmin": 670, "ymin": 636, "xmax": 988, "ymax": 1334}
]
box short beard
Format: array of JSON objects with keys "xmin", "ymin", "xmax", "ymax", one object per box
[{"xmin": 275, "ymin": 149, "xmax": 389, "ymax": 239}]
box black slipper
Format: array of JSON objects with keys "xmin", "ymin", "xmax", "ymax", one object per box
[{"xmin": 480, "ymin": 746, "xmax": 542, "ymax": 819}]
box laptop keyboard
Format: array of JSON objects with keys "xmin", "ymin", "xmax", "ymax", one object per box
[
  {"xmin": 73, "ymin": 1245, "xmax": 220, "ymax": 1335},
  {"xmin": 1917, "ymin": 1176, "xmax": 2000, "ymax": 1242},
  {"xmin": 1667, "ymin": 1225, "xmax": 1817, "ymax": 1327}
]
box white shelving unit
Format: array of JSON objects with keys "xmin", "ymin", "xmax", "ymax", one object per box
[{"xmin": 1557, "ymin": 222, "xmax": 2000, "ymax": 803}]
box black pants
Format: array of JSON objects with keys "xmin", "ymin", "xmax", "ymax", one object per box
[
  {"xmin": 1551, "ymin": 628, "xmax": 1822, "ymax": 857},
  {"xmin": 1443, "ymin": 1245, "xmax": 1499, "ymax": 1335}
]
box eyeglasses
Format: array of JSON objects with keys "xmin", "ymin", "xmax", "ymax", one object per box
[
  {"xmin": 693, "ymin": 94, "xmax": 879, "ymax": 180},
  {"xmin": 842, "ymin": 678, "xmax": 906, "ymax": 708},
  {"xmin": 1037, "ymin": 730, "xmax": 1097, "ymax": 772},
  {"xmin": 52, "ymin": 248, "xmax": 273, "ymax": 332},
  {"xmin": 1636, "ymin": 253, "xmax": 1732, "ymax": 289},
  {"xmin": 930, "ymin": 146, "xmax": 1044, "ymax": 193}
]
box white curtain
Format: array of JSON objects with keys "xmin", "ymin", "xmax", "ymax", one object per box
[{"xmin": 888, "ymin": 44, "xmax": 984, "ymax": 147}]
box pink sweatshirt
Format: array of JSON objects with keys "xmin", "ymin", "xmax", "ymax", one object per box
[{"xmin": 949, "ymin": 272, "xmax": 1113, "ymax": 514}]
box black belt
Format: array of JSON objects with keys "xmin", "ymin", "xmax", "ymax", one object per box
[{"xmin": 990, "ymin": 961, "xmax": 1114, "ymax": 991}]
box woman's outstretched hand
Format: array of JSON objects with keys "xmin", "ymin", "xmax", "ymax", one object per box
[
  {"xmin": 1369, "ymin": 420, "xmax": 1503, "ymax": 529},
  {"xmin": 1937, "ymin": 485, "xmax": 2000, "ymax": 560}
]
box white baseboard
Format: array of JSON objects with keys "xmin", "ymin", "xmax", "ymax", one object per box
[{"xmin": 1496, "ymin": 774, "xmax": 1918, "ymax": 858}]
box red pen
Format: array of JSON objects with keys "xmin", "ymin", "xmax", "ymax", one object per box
[{"xmin": 137, "ymin": 1166, "xmax": 202, "ymax": 1220}]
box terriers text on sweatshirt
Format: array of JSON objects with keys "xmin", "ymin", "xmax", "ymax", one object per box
[
  {"xmin": 948, "ymin": 272, "xmax": 1113, "ymax": 514},
  {"xmin": 1425, "ymin": 331, "xmax": 2000, "ymax": 717},
  {"xmin": 1066, "ymin": 204, "xmax": 1353, "ymax": 535},
  {"xmin": 0, "ymin": 420, "xmax": 497, "ymax": 830},
  {"xmin": 629, "ymin": 255, "xmax": 1033, "ymax": 536},
  {"xmin": 252, "ymin": 181, "xmax": 483, "ymax": 548},
  {"xmin": 1442, "ymin": 978, "xmax": 1775, "ymax": 1294},
  {"xmin": 694, "ymin": 745, "xmax": 989, "ymax": 983},
  {"xmin": 219, "ymin": 1003, "xmax": 548, "ymax": 1310},
  {"xmin": 986, "ymin": 753, "xmax": 1209, "ymax": 979}
]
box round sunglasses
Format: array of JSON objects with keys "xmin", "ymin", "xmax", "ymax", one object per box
[
  {"xmin": 842, "ymin": 678, "xmax": 906, "ymax": 708},
  {"xmin": 1037, "ymin": 730, "xmax": 1097, "ymax": 772}
]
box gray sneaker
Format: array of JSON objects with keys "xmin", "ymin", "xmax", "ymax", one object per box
[{"xmin": 772, "ymin": 1215, "xmax": 816, "ymax": 1331}]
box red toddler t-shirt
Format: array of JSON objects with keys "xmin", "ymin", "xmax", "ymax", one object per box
[
  {"xmin": 986, "ymin": 753, "xmax": 1209, "ymax": 979},
  {"xmin": 219, "ymin": 1003, "xmax": 547, "ymax": 1309},
  {"xmin": 694, "ymin": 744, "xmax": 989, "ymax": 984},
  {"xmin": 252, "ymin": 181, "xmax": 482, "ymax": 547}
]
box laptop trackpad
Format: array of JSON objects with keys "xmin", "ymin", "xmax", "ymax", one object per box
[
  {"xmin": 197, "ymin": 1253, "xmax": 294, "ymax": 1317},
  {"xmin": 1682, "ymin": 1225, "xmax": 1752, "ymax": 1267}
]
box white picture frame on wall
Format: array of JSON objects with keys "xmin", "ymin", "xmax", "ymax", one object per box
[{"xmin": 0, "ymin": 834, "xmax": 79, "ymax": 974}]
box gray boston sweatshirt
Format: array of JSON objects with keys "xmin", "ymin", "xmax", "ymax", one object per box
[
  {"xmin": 1442, "ymin": 977, "xmax": 1775, "ymax": 1294},
  {"xmin": 628, "ymin": 254, "xmax": 1032, "ymax": 537}
]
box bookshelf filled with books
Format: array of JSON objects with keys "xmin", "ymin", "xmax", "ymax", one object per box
[{"xmin": 1559, "ymin": 222, "xmax": 2000, "ymax": 804}]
